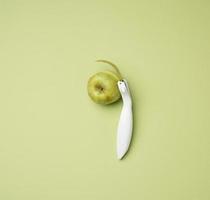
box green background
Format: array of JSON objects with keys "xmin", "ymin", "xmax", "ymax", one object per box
[{"xmin": 0, "ymin": 0, "xmax": 210, "ymax": 199}]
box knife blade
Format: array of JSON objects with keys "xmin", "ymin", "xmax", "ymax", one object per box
[{"xmin": 117, "ymin": 79, "xmax": 133, "ymax": 159}]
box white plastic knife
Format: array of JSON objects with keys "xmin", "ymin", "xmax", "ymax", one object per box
[{"xmin": 117, "ymin": 79, "xmax": 133, "ymax": 159}]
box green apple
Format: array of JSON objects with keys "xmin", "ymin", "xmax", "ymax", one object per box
[{"xmin": 87, "ymin": 60, "xmax": 123, "ymax": 105}]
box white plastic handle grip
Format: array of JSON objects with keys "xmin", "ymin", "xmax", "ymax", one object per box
[{"xmin": 117, "ymin": 80, "xmax": 133, "ymax": 159}]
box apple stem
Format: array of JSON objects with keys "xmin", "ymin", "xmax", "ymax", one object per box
[{"xmin": 96, "ymin": 60, "xmax": 123, "ymax": 79}]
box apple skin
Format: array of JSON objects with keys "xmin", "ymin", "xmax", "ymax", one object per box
[{"xmin": 87, "ymin": 71, "xmax": 121, "ymax": 105}]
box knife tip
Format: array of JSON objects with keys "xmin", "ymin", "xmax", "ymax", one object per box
[{"xmin": 117, "ymin": 151, "xmax": 126, "ymax": 160}]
